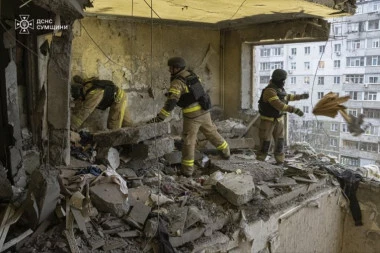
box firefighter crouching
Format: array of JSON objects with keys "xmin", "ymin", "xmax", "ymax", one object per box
[
  {"xmin": 257, "ymin": 69, "xmax": 309, "ymax": 165},
  {"xmin": 70, "ymin": 75, "xmax": 132, "ymax": 131},
  {"xmin": 147, "ymin": 57, "xmax": 230, "ymax": 177}
]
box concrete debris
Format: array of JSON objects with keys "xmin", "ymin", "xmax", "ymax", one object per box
[
  {"xmin": 8, "ymin": 117, "xmax": 371, "ymax": 253},
  {"xmin": 96, "ymin": 147, "xmax": 120, "ymax": 170},
  {"xmin": 124, "ymin": 201, "xmax": 151, "ymax": 230},
  {"xmin": 191, "ymin": 231, "xmax": 229, "ymax": 252},
  {"xmin": 215, "ymin": 119, "xmax": 247, "ymax": 138},
  {"xmin": 215, "ymin": 172, "xmax": 255, "ymax": 206},
  {"xmin": 211, "ymin": 157, "xmax": 283, "ymax": 183},
  {"xmin": 93, "ymin": 122, "xmax": 171, "ymax": 147},
  {"xmin": 167, "ymin": 206, "xmax": 188, "ymax": 236},
  {"xmin": 169, "ymin": 227, "xmax": 206, "ymax": 248},
  {"xmin": 127, "ymin": 137, "xmax": 174, "ymax": 160},
  {"xmin": 90, "ymin": 183, "xmax": 129, "ymax": 217},
  {"xmin": 25, "ymin": 167, "xmax": 60, "ymax": 228},
  {"xmin": 23, "ymin": 150, "xmax": 41, "ymax": 175}
]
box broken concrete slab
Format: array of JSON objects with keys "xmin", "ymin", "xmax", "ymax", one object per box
[
  {"xmin": 90, "ymin": 183, "xmax": 129, "ymax": 217},
  {"xmin": 118, "ymin": 230, "xmax": 141, "ymax": 238},
  {"xmin": 96, "ymin": 147, "xmax": 120, "ymax": 170},
  {"xmin": 126, "ymin": 158, "xmax": 165, "ymax": 170},
  {"xmin": 124, "ymin": 201, "xmax": 151, "ymax": 230},
  {"xmin": 215, "ymin": 119, "xmax": 247, "ymax": 137},
  {"xmin": 211, "ymin": 157, "xmax": 283, "ymax": 183},
  {"xmin": 127, "ymin": 137, "xmax": 174, "ymax": 160},
  {"xmin": 23, "ymin": 150, "xmax": 41, "ymax": 175},
  {"xmin": 93, "ymin": 122, "xmax": 171, "ymax": 147},
  {"xmin": 185, "ymin": 206, "xmax": 205, "ymax": 229},
  {"xmin": 168, "ymin": 206, "xmax": 188, "ymax": 236},
  {"xmin": 191, "ymin": 231, "xmax": 229, "ymax": 252},
  {"xmin": 216, "ymin": 172, "xmax": 255, "ymax": 206},
  {"xmin": 270, "ymin": 178, "xmax": 327, "ymax": 206},
  {"xmin": 257, "ymin": 184, "xmax": 275, "ymax": 198},
  {"xmin": 169, "ymin": 227, "xmax": 206, "ymax": 248},
  {"xmin": 25, "ymin": 166, "xmax": 60, "ymax": 228},
  {"xmin": 128, "ymin": 185, "xmax": 151, "ymax": 206}
]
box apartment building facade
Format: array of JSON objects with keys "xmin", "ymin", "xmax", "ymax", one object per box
[{"xmin": 253, "ymin": 0, "xmax": 380, "ymax": 166}]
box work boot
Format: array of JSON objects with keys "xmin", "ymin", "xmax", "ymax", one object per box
[
  {"xmin": 181, "ymin": 165, "xmax": 194, "ymax": 177},
  {"xmin": 221, "ymin": 147, "xmax": 230, "ymax": 160}
]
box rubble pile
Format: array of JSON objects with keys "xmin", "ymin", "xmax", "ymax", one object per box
[{"xmin": 0, "ymin": 120, "xmax": 373, "ymax": 252}]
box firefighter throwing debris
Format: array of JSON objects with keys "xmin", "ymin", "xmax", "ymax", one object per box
[
  {"xmin": 312, "ymin": 92, "xmax": 369, "ymax": 136},
  {"xmin": 147, "ymin": 57, "xmax": 230, "ymax": 176},
  {"xmin": 70, "ymin": 75, "xmax": 132, "ymax": 131},
  {"xmin": 257, "ymin": 69, "xmax": 309, "ymax": 165}
]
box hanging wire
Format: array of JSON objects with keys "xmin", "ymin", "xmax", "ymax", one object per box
[
  {"xmin": 79, "ymin": 20, "xmax": 127, "ymax": 69},
  {"xmin": 310, "ymin": 38, "xmax": 331, "ymax": 140},
  {"xmin": 230, "ymin": 0, "xmax": 247, "ymax": 20}
]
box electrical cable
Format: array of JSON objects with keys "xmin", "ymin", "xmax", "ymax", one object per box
[
  {"xmin": 230, "ymin": 0, "xmax": 247, "ymax": 20},
  {"xmin": 79, "ymin": 20, "xmax": 127, "ymax": 69}
]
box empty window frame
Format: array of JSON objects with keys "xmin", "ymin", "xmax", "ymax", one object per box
[
  {"xmin": 364, "ymin": 92, "xmax": 377, "ymax": 101},
  {"xmin": 318, "ymin": 76, "xmax": 325, "ymax": 85},
  {"xmin": 345, "ymin": 74, "xmax": 364, "ymax": 84},
  {"xmin": 347, "ymin": 57, "xmax": 365, "ymax": 67}
]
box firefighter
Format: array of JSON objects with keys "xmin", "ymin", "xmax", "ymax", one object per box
[
  {"xmin": 147, "ymin": 57, "xmax": 230, "ymax": 176},
  {"xmin": 70, "ymin": 75, "xmax": 132, "ymax": 131},
  {"xmin": 257, "ymin": 69, "xmax": 309, "ymax": 165}
]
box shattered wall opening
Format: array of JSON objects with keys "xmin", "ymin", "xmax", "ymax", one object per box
[{"xmin": 5, "ymin": 1, "xmax": 380, "ymax": 253}]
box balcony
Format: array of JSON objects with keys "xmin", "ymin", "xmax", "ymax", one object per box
[{"xmin": 340, "ymin": 148, "xmax": 379, "ymax": 160}]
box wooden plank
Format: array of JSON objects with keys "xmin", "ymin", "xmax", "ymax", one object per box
[
  {"xmin": 0, "ymin": 206, "xmax": 14, "ymax": 251},
  {"xmin": 71, "ymin": 208, "xmax": 89, "ymax": 238},
  {"xmin": 0, "ymin": 229, "xmax": 33, "ymax": 252}
]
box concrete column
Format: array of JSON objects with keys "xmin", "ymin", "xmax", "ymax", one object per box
[
  {"xmin": 47, "ymin": 28, "xmax": 73, "ymax": 166},
  {"xmin": 2, "ymin": 27, "xmax": 23, "ymax": 179}
]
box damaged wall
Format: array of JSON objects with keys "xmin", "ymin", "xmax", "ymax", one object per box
[
  {"xmin": 222, "ymin": 18, "xmax": 330, "ymax": 118},
  {"xmin": 342, "ymin": 182, "xmax": 380, "ymax": 253},
  {"xmin": 70, "ymin": 17, "xmax": 221, "ymax": 130}
]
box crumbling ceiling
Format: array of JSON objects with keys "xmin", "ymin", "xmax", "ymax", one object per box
[{"xmin": 85, "ymin": 0, "xmax": 354, "ymax": 27}]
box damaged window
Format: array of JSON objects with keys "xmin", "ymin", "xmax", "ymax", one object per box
[
  {"xmin": 341, "ymin": 156, "xmax": 360, "ymax": 166},
  {"xmin": 343, "ymin": 140, "xmax": 359, "ymax": 149},
  {"xmin": 360, "ymin": 142, "xmax": 379, "ymax": 152},
  {"xmin": 363, "ymin": 108, "xmax": 380, "ymax": 118}
]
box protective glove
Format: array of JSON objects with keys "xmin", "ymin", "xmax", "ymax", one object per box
[
  {"xmin": 294, "ymin": 108, "xmax": 304, "ymax": 117},
  {"xmin": 300, "ymin": 93, "xmax": 309, "ymax": 99},
  {"xmin": 147, "ymin": 115, "xmax": 164, "ymax": 123}
]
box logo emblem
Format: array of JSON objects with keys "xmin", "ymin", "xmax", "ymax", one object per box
[{"xmin": 15, "ymin": 15, "xmax": 34, "ymax": 34}]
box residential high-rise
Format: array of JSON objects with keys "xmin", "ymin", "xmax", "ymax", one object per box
[{"xmin": 254, "ymin": 0, "xmax": 380, "ymax": 166}]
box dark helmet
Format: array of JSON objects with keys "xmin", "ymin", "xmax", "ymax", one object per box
[
  {"xmin": 167, "ymin": 57, "xmax": 186, "ymax": 68},
  {"xmin": 271, "ymin": 69, "xmax": 287, "ymax": 82},
  {"xmin": 73, "ymin": 75, "xmax": 84, "ymax": 84}
]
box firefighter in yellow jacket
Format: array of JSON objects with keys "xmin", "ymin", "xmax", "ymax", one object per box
[
  {"xmin": 147, "ymin": 57, "xmax": 230, "ymax": 176},
  {"xmin": 257, "ymin": 69, "xmax": 309, "ymax": 165},
  {"xmin": 70, "ymin": 75, "xmax": 132, "ymax": 131}
]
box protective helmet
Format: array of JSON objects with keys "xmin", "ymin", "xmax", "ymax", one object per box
[
  {"xmin": 73, "ymin": 75, "xmax": 84, "ymax": 84},
  {"xmin": 167, "ymin": 57, "xmax": 186, "ymax": 68},
  {"xmin": 271, "ymin": 69, "xmax": 287, "ymax": 82}
]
